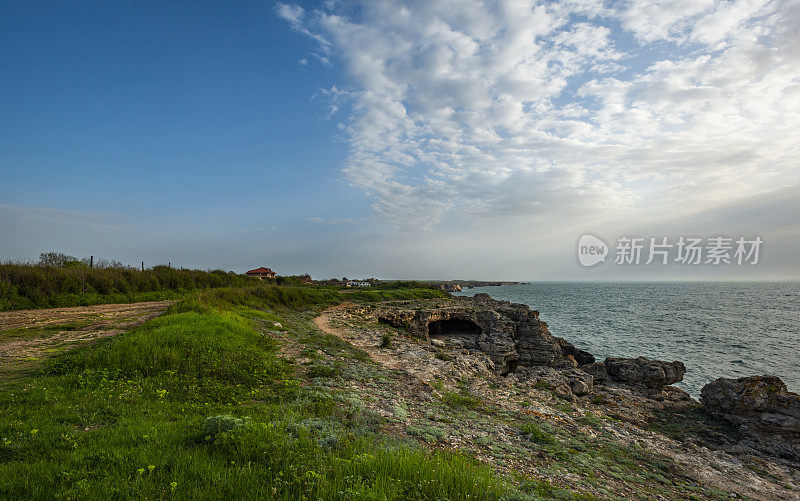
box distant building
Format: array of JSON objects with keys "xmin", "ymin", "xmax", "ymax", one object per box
[
  {"xmin": 246, "ymin": 267, "xmax": 276, "ymax": 279},
  {"xmin": 345, "ymin": 281, "xmax": 371, "ymax": 288}
]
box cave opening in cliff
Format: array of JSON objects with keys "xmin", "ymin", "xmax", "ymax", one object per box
[{"xmin": 428, "ymin": 318, "xmax": 482, "ymax": 339}]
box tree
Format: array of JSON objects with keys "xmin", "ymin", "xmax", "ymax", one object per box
[{"xmin": 38, "ymin": 252, "xmax": 78, "ymax": 268}]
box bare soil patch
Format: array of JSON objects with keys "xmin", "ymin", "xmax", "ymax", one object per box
[{"xmin": 0, "ymin": 301, "xmax": 172, "ymax": 380}]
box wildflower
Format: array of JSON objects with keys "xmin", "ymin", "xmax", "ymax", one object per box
[
  {"xmin": 137, "ymin": 468, "xmax": 145, "ymax": 475},
  {"xmin": 170, "ymin": 482, "xmax": 178, "ymax": 491},
  {"xmin": 148, "ymin": 464, "xmax": 155, "ymax": 473},
  {"xmin": 31, "ymin": 429, "xmax": 38, "ymax": 435}
]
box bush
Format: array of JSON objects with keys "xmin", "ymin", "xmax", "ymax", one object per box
[
  {"xmin": 519, "ymin": 422, "xmax": 556, "ymax": 445},
  {"xmin": 200, "ymin": 415, "xmax": 251, "ymax": 441},
  {"xmin": 0, "ymin": 261, "xmax": 253, "ymax": 310},
  {"xmin": 442, "ymin": 390, "xmax": 482, "ymax": 410},
  {"xmin": 306, "ymin": 364, "xmax": 339, "ymax": 378}
]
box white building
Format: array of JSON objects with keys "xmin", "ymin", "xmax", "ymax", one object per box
[{"xmin": 345, "ymin": 281, "xmax": 371, "ymax": 287}]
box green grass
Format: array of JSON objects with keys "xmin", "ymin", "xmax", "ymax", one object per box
[
  {"xmin": 442, "ymin": 390, "xmax": 483, "ymax": 410},
  {"xmin": 0, "ymin": 286, "xmax": 511, "ymax": 500},
  {"xmin": 519, "ymin": 423, "xmax": 556, "ymax": 445},
  {"xmin": 0, "ymin": 262, "xmax": 255, "ymax": 311}
]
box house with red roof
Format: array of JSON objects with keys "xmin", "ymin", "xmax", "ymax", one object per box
[{"xmin": 245, "ymin": 267, "xmax": 276, "ymax": 279}]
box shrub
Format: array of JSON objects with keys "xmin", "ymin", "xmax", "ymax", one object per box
[
  {"xmin": 442, "ymin": 390, "xmax": 482, "ymax": 410},
  {"xmin": 200, "ymin": 415, "xmax": 251, "ymax": 441},
  {"xmin": 519, "ymin": 422, "xmax": 556, "ymax": 445},
  {"xmin": 306, "ymin": 364, "xmax": 339, "ymax": 378}
]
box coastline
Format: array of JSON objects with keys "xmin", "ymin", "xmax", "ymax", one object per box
[
  {"xmin": 452, "ymin": 281, "xmax": 800, "ymax": 397},
  {"xmin": 325, "ymin": 294, "xmax": 800, "ymax": 498}
]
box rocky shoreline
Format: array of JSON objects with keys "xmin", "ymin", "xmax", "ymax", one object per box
[
  {"xmin": 378, "ymin": 293, "xmax": 800, "ymax": 460},
  {"xmin": 321, "ymin": 293, "xmax": 800, "ymax": 498}
]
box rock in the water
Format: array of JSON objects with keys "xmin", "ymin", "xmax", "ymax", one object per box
[
  {"xmin": 604, "ymin": 357, "xmax": 685, "ymax": 388},
  {"xmin": 555, "ymin": 337, "xmax": 595, "ymax": 365}
]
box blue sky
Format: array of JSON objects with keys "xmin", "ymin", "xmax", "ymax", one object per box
[
  {"xmin": 2, "ymin": 1, "xmax": 799, "ymax": 280},
  {"xmin": 1, "ymin": 1, "xmax": 365, "ymax": 266}
]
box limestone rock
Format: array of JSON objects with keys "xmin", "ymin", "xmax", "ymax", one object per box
[
  {"xmin": 604, "ymin": 357, "xmax": 685, "ymax": 388},
  {"xmin": 581, "ymin": 362, "xmax": 608, "ymax": 382},
  {"xmin": 701, "ymin": 375, "xmax": 800, "ymax": 459},
  {"xmin": 376, "ymin": 295, "xmax": 592, "ymax": 375},
  {"xmin": 570, "ymin": 379, "xmax": 591, "ymax": 396},
  {"xmin": 701, "ymin": 376, "xmax": 800, "ymax": 433}
]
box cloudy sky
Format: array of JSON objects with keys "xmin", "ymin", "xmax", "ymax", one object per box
[{"xmin": 2, "ymin": 1, "xmax": 798, "ymax": 280}]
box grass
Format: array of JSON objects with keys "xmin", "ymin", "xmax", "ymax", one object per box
[
  {"xmin": 0, "ymin": 262, "xmax": 255, "ymax": 311},
  {"xmin": 0, "ymin": 285, "xmax": 513, "ymax": 500},
  {"xmin": 442, "ymin": 390, "xmax": 483, "ymax": 410},
  {"xmin": 0, "ymin": 281, "xmax": 727, "ymax": 500}
]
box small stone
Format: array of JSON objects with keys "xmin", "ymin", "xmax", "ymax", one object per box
[
  {"xmin": 570, "ymin": 380, "xmax": 591, "ymax": 396},
  {"xmin": 431, "ymin": 338, "xmax": 445, "ymax": 347},
  {"xmin": 554, "ymin": 384, "xmax": 576, "ymax": 402}
]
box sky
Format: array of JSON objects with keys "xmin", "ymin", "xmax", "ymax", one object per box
[{"xmin": 1, "ymin": 0, "xmax": 799, "ymax": 280}]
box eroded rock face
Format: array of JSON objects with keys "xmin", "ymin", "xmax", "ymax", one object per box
[
  {"xmin": 376, "ymin": 293, "xmax": 593, "ymax": 374},
  {"xmin": 701, "ymin": 376, "xmax": 800, "ymax": 460},
  {"xmin": 376, "ymin": 295, "xmax": 692, "ymax": 411}
]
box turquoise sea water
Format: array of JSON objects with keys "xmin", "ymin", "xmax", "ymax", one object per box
[{"xmin": 455, "ymin": 282, "xmax": 800, "ymax": 397}]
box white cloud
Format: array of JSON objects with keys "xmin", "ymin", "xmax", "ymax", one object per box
[{"xmin": 279, "ymin": 0, "xmax": 800, "ymax": 233}]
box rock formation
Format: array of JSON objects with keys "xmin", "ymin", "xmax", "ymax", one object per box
[
  {"xmin": 377, "ymin": 293, "xmax": 594, "ymax": 374},
  {"xmin": 702, "ymin": 375, "xmax": 800, "ymax": 459},
  {"xmin": 374, "ymin": 294, "xmax": 698, "ymax": 412},
  {"xmin": 603, "ymin": 357, "xmax": 686, "ymax": 388}
]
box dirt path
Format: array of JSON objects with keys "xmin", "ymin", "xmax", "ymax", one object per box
[
  {"xmin": 313, "ymin": 302, "xmax": 414, "ymax": 372},
  {"xmin": 0, "ymin": 301, "xmax": 172, "ymax": 380}
]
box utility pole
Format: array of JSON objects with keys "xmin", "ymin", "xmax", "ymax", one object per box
[
  {"xmin": 141, "ymin": 261, "xmax": 144, "ymax": 272},
  {"xmin": 90, "ymin": 256, "xmax": 93, "ymax": 269}
]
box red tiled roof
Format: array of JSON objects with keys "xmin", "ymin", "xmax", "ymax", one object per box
[{"xmin": 246, "ymin": 267, "xmax": 274, "ymax": 274}]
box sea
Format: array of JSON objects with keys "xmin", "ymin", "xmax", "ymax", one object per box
[{"xmin": 454, "ymin": 282, "xmax": 800, "ymax": 397}]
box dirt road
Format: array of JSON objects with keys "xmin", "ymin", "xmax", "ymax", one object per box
[{"xmin": 0, "ymin": 301, "xmax": 172, "ymax": 380}]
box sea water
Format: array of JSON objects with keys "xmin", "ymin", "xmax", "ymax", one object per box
[{"xmin": 455, "ymin": 282, "xmax": 800, "ymax": 397}]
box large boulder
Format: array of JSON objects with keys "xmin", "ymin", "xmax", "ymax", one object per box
[
  {"xmin": 603, "ymin": 357, "xmax": 685, "ymax": 388},
  {"xmin": 701, "ymin": 375, "xmax": 800, "ymax": 460},
  {"xmin": 701, "ymin": 376, "xmax": 800, "ymax": 433}
]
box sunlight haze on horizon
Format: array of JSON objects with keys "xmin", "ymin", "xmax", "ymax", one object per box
[{"xmin": 2, "ymin": 1, "xmax": 799, "ymax": 280}]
